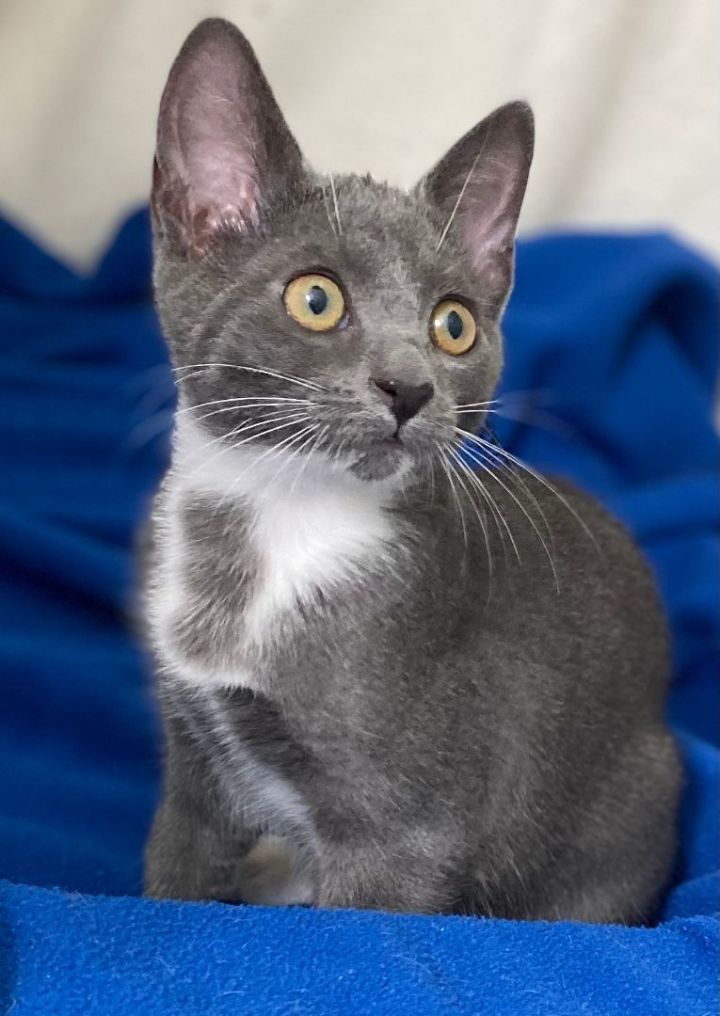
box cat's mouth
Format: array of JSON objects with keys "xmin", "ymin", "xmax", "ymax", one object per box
[
  {"xmin": 304, "ymin": 408, "xmax": 435, "ymax": 481},
  {"xmin": 342, "ymin": 430, "xmax": 413, "ymax": 481}
]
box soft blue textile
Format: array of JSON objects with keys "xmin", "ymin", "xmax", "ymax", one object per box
[{"xmin": 0, "ymin": 210, "xmax": 717, "ymax": 1014}]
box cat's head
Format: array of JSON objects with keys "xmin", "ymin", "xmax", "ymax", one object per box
[{"xmin": 152, "ymin": 18, "xmax": 533, "ymax": 484}]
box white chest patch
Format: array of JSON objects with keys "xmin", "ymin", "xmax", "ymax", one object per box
[
  {"xmin": 241, "ymin": 461, "xmax": 396, "ymax": 644},
  {"xmin": 166, "ymin": 419, "xmax": 403, "ymax": 664}
]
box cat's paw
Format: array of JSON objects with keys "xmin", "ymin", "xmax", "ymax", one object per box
[{"xmin": 235, "ymin": 834, "xmax": 315, "ymax": 907}]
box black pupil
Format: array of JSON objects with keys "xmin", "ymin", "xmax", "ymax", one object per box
[
  {"xmin": 447, "ymin": 309, "xmax": 463, "ymax": 340},
  {"xmin": 306, "ymin": 285, "xmax": 328, "ymax": 315}
]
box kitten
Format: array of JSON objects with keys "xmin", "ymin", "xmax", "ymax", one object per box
[{"xmin": 143, "ymin": 18, "xmax": 680, "ymax": 921}]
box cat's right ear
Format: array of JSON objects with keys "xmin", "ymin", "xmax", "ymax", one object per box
[{"xmin": 153, "ymin": 19, "xmax": 304, "ymax": 258}]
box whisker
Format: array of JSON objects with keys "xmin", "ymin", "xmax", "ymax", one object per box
[
  {"xmin": 459, "ymin": 439, "xmax": 559, "ymax": 590},
  {"xmin": 437, "ymin": 444, "xmax": 468, "ymax": 551},
  {"xmin": 287, "ymin": 424, "xmax": 327, "ymax": 495},
  {"xmin": 290, "ymin": 424, "xmax": 329, "ymax": 495},
  {"xmin": 449, "ymin": 442, "xmax": 513, "ymax": 568},
  {"xmin": 453, "ymin": 400, "xmax": 500, "ymax": 411},
  {"xmin": 443, "ymin": 442, "xmax": 494, "ymax": 576},
  {"xmin": 175, "ymin": 367, "xmax": 322, "ymax": 394},
  {"xmin": 266, "ymin": 423, "xmax": 320, "ymax": 487},
  {"xmin": 326, "ymin": 433, "xmax": 348, "ymax": 469},
  {"xmin": 219, "ymin": 424, "xmax": 319, "ymax": 506},
  {"xmin": 486, "ymin": 406, "xmax": 579, "ymax": 441},
  {"xmin": 456, "ymin": 427, "xmax": 597, "ymax": 546},
  {"xmin": 454, "ymin": 387, "xmax": 561, "ymax": 414},
  {"xmin": 328, "ymin": 172, "xmax": 343, "ymax": 236},
  {"xmin": 435, "ymin": 127, "xmax": 492, "ymax": 253},
  {"xmin": 124, "ymin": 372, "xmax": 176, "ymax": 419},
  {"xmin": 321, "ymin": 184, "xmax": 338, "ymax": 237},
  {"xmin": 212, "ymin": 410, "xmax": 311, "ymax": 450},
  {"xmin": 486, "ymin": 387, "xmax": 559, "ymax": 408},
  {"xmin": 176, "ymin": 396, "xmax": 313, "ymax": 417},
  {"xmin": 182, "ymin": 411, "xmax": 312, "ymax": 481},
  {"xmin": 124, "ymin": 411, "xmax": 175, "ymax": 453},
  {"xmin": 456, "ymin": 389, "xmax": 578, "ymax": 439},
  {"xmin": 172, "ymin": 362, "xmax": 327, "ymax": 392},
  {"xmin": 467, "ymin": 469, "xmax": 514, "ymax": 569},
  {"xmin": 189, "ymin": 403, "xmax": 309, "ymax": 427},
  {"xmin": 455, "ymin": 405, "xmax": 578, "ymax": 443},
  {"xmin": 178, "ymin": 394, "xmax": 310, "ymax": 422},
  {"xmin": 120, "ymin": 364, "xmax": 173, "ymax": 399},
  {"xmin": 428, "ymin": 455, "xmax": 437, "ymax": 507},
  {"xmin": 464, "ymin": 435, "xmax": 554, "ymax": 539}
]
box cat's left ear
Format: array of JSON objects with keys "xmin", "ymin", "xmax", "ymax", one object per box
[
  {"xmin": 420, "ymin": 101, "xmax": 534, "ymax": 310},
  {"xmin": 153, "ymin": 18, "xmax": 305, "ymax": 258}
]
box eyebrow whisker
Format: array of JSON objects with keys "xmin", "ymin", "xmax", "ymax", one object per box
[{"xmin": 328, "ymin": 172, "xmax": 343, "ymax": 236}]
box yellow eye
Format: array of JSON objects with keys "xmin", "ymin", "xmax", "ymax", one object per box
[
  {"xmin": 283, "ymin": 274, "xmax": 346, "ymax": 332},
  {"xmin": 430, "ymin": 299, "xmax": 477, "ymax": 355}
]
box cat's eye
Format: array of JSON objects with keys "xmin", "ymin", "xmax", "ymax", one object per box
[
  {"xmin": 430, "ymin": 299, "xmax": 477, "ymax": 355},
  {"xmin": 283, "ymin": 274, "xmax": 346, "ymax": 332}
]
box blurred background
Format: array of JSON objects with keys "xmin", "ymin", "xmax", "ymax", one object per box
[{"xmin": 2, "ymin": 0, "xmax": 719, "ymax": 269}]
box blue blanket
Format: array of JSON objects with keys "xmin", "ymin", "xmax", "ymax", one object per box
[{"xmin": 0, "ymin": 210, "xmax": 717, "ymax": 1015}]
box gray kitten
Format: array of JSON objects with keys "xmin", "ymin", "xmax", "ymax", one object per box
[{"xmin": 143, "ymin": 18, "xmax": 680, "ymax": 921}]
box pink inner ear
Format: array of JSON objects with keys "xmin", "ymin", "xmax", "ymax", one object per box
[
  {"xmin": 155, "ymin": 20, "xmax": 304, "ymax": 257},
  {"xmin": 176, "ymin": 55, "xmax": 263, "ymax": 222},
  {"xmin": 456, "ymin": 192, "xmax": 513, "ymax": 297},
  {"xmin": 156, "ymin": 38, "xmax": 266, "ymax": 256},
  {"xmin": 181, "ymin": 135, "xmax": 262, "ymax": 239},
  {"xmin": 457, "ymin": 157, "xmax": 521, "ymax": 260}
]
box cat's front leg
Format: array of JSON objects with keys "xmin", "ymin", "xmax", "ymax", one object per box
[
  {"xmin": 145, "ymin": 701, "xmax": 319, "ymax": 905},
  {"xmin": 145, "ymin": 800, "xmax": 314, "ymax": 906},
  {"xmin": 144, "ymin": 796, "xmax": 250, "ymax": 902}
]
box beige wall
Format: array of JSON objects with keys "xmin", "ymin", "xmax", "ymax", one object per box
[{"xmin": 1, "ymin": 0, "xmax": 718, "ymax": 268}]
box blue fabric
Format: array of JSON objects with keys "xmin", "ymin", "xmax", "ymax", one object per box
[{"xmin": 0, "ymin": 210, "xmax": 717, "ymax": 1014}]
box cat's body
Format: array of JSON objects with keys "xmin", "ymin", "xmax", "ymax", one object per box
[{"xmin": 143, "ymin": 19, "xmax": 680, "ymax": 921}]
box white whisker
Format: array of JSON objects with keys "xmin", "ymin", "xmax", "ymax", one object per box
[
  {"xmin": 449, "ymin": 442, "xmax": 512, "ymax": 568},
  {"xmin": 267, "ymin": 424, "xmax": 320, "ymax": 485},
  {"xmin": 181, "ymin": 411, "xmax": 312, "ymax": 481},
  {"xmin": 485, "ymin": 405, "xmax": 578, "ymax": 441},
  {"xmin": 428, "ymin": 455, "xmax": 437, "ymax": 507},
  {"xmin": 328, "ymin": 173, "xmax": 342, "ymax": 236},
  {"xmin": 219, "ymin": 424, "xmax": 319, "ymax": 507},
  {"xmin": 443, "ymin": 443, "xmax": 494, "ymax": 577},
  {"xmin": 437, "ymin": 444, "xmax": 468, "ymax": 551},
  {"xmin": 459, "ymin": 440, "xmax": 559, "ymax": 590},
  {"xmin": 453, "ymin": 400, "xmax": 500, "ymax": 410},
  {"xmin": 286, "ymin": 425, "xmax": 327, "ymax": 496},
  {"xmin": 321, "ymin": 185, "xmax": 338, "ymax": 237},
  {"xmin": 435, "ymin": 126, "xmax": 492, "ymax": 253},
  {"xmin": 456, "ymin": 427, "xmax": 597, "ymax": 546},
  {"xmin": 465, "ymin": 435, "xmax": 554, "ymax": 539},
  {"xmin": 172, "ymin": 362, "xmax": 327, "ymax": 393},
  {"xmin": 189, "ymin": 403, "xmax": 307, "ymax": 427},
  {"xmin": 289, "ymin": 424, "xmax": 329, "ymax": 496},
  {"xmin": 125, "ymin": 411, "xmax": 174, "ymax": 452},
  {"xmin": 176, "ymin": 396, "xmax": 313, "ymax": 417}
]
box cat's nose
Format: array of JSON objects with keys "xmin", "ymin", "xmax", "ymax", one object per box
[{"xmin": 372, "ymin": 378, "xmax": 435, "ymax": 426}]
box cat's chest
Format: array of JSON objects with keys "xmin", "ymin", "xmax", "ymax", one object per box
[
  {"xmin": 238, "ymin": 475, "xmax": 397, "ymax": 643},
  {"xmin": 153, "ymin": 437, "xmax": 403, "ymax": 687}
]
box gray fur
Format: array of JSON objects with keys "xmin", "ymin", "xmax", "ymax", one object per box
[{"xmin": 143, "ymin": 18, "xmax": 679, "ymax": 921}]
